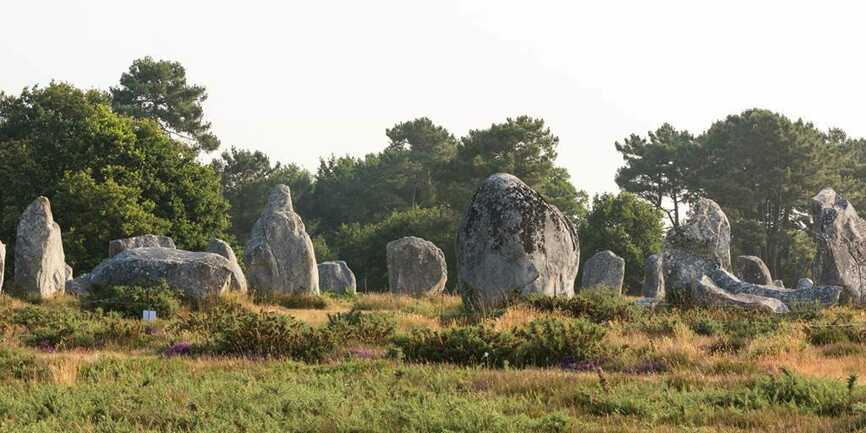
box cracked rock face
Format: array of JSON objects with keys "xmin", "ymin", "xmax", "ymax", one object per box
[
  {"xmin": 387, "ymin": 237, "xmax": 447, "ymax": 296},
  {"xmin": 109, "ymin": 235, "xmax": 176, "ymax": 258},
  {"xmin": 456, "ymin": 173, "xmax": 579, "ymax": 310},
  {"xmin": 735, "ymin": 255, "xmax": 773, "ymax": 285},
  {"xmin": 580, "ymin": 250, "xmax": 625, "ymax": 294},
  {"xmin": 15, "ymin": 197, "xmax": 66, "ymax": 298},
  {"xmin": 812, "ymin": 188, "xmax": 866, "ymax": 304},
  {"xmin": 318, "ymin": 261, "xmax": 357, "ymax": 295},
  {"xmin": 642, "ymin": 254, "xmax": 665, "ymax": 299},
  {"xmin": 244, "ymin": 185, "xmax": 319, "ymax": 295}
]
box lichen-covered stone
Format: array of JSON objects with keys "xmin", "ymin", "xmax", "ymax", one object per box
[
  {"xmin": 735, "ymin": 255, "xmax": 773, "ymax": 285},
  {"xmin": 456, "ymin": 173, "xmax": 579, "ymax": 310},
  {"xmin": 797, "ymin": 278, "xmax": 814, "ymax": 290},
  {"xmin": 812, "ymin": 188, "xmax": 866, "ymax": 304},
  {"xmin": 642, "ymin": 254, "xmax": 664, "ymax": 299},
  {"xmin": 244, "ymin": 185, "xmax": 319, "ymax": 294},
  {"xmin": 207, "ymin": 238, "xmax": 247, "ymax": 294},
  {"xmin": 15, "ymin": 197, "xmax": 66, "ymax": 298},
  {"xmin": 318, "ymin": 261, "xmax": 357, "ymax": 295},
  {"xmin": 580, "ymin": 250, "xmax": 624, "ymax": 294},
  {"xmin": 711, "ymin": 268, "xmax": 841, "ymax": 306},
  {"xmin": 109, "ymin": 235, "xmax": 176, "ymax": 257},
  {"xmin": 88, "ymin": 247, "xmax": 246, "ymax": 299},
  {"xmin": 692, "ymin": 275, "xmax": 789, "ymax": 313},
  {"xmin": 387, "ymin": 237, "xmax": 446, "ymax": 295}
]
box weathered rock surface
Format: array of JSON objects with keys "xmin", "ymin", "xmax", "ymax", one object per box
[
  {"xmin": 0, "ymin": 241, "xmax": 5, "ymax": 292},
  {"xmin": 711, "ymin": 268, "xmax": 841, "ymax": 306},
  {"xmin": 318, "ymin": 261, "xmax": 357, "ymax": 295},
  {"xmin": 109, "ymin": 235, "xmax": 176, "ymax": 258},
  {"xmin": 456, "ymin": 174, "xmax": 579, "ymax": 309},
  {"xmin": 207, "ymin": 238, "xmax": 247, "ymax": 293},
  {"xmin": 735, "ymin": 255, "xmax": 773, "ymax": 285},
  {"xmin": 642, "ymin": 254, "xmax": 665, "ymax": 299},
  {"xmin": 244, "ymin": 185, "xmax": 319, "ymax": 294},
  {"xmin": 663, "ymin": 198, "xmax": 732, "ymax": 298},
  {"xmin": 65, "ymin": 273, "xmax": 91, "ymax": 295},
  {"xmin": 15, "ymin": 197, "xmax": 66, "ymax": 298},
  {"xmin": 387, "ymin": 236, "xmax": 447, "ymax": 295},
  {"xmin": 580, "ymin": 250, "xmax": 625, "ymax": 294},
  {"xmin": 813, "ymin": 188, "xmax": 866, "ymax": 304},
  {"xmin": 692, "ymin": 275, "xmax": 789, "ymax": 313},
  {"xmin": 797, "ymin": 278, "xmax": 814, "ymax": 290},
  {"xmin": 88, "ymin": 247, "xmax": 246, "ymax": 298}
]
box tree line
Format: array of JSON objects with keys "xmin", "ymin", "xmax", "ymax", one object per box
[{"xmin": 1, "ymin": 57, "xmax": 863, "ymax": 291}]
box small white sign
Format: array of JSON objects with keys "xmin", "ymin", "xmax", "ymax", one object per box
[{"xmin": 142, "ymin": 310, "xmax": 157, "ymax": 321}]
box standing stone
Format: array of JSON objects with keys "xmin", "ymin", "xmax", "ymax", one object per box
[
  {"xmin": 662, "ymin": 198, "xmax": 732, "ymax": 299},
  {"xmin": 14, "ymin": 197, "xmax": 66, "ymax": 298},
  {"xmin": 642, "ymin": 254, "xmax": 665, "ymax": 299},
  {"xmin": 318, "ymin": 261, "xmax": 357, "ymax": 295},
  {"xmin": 735, "ymin": 256, "xmax": 774, "ymax": 285},
  {"xmin": 0, "ymin": 241, "xmax": 5, "ymax": 292},
  {"xmin": 245, "ymin": 185, "xmax": 319, "ymax": 294},
  {"xmin": 456, "ymin": 173, "xmax": 579, "ymax": 309},
  {"xmin": 580, "ymin": 250, "xmax": 625, "ymax": 294},
  {"xmin": 109, "ymin": 235, "xmax": 176, "ymax": 258},
  {"xmin": 797, "ymin": 278, "xmax": 814, "ymax": 290},
  {"xmin": 387, "ymin": 237, "xmax": 447, "ymax": 295},
  {"xmin": 207, "ymin": 238, "xmax": 248, "ymax": 294},
  {"xmin": 812, "ymin": 188, "xmax": 866, "ymax": 304}
]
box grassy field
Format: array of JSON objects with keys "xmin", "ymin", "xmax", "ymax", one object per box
[{"xmin": 1, "ymin": 290, "xmax": 866, "ymax": 432}]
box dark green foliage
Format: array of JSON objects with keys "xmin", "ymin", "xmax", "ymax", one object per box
[
  {"xmin": 691, "ymin": 318, "xmax": 724, "ymax": 336},
  {"xmin": 326, "ymin": 310, "xmax": 397, "ymax": 344},
  {"xmin": 0, "ymin": 347, "xmax": 47, "ymax": 381},
  {"xmin": 395, "ymin": 317, "xmax": 605, "ymax": 368},
  {"xmin": 524, "ymin": 291, "xmax": 641, "ymax": 323},
  {"xmin": 710, "ymin": 370, "xmax": 851, "ymax": 416},
  {"xmin": 255, "ymin": 293, "xmax": 329, "ymax": 310},
  {"xmin": 10, "ymin": 305, "xmax": 143, "ymax": 350},
  {"xmin": 81, "ymin": 283, "xmax": 182, "ymax": 319},
  {"xmin": 579, "ymin": 192, "xmax": 664, "ymax": 292},
  {"xmin": 806, "ymin": 323, "xmax": 866, "ymax": 346}
]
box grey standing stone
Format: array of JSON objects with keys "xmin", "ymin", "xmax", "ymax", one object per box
[
  {"xmin": 735, "ymin": 255, "xmax": 773, "ymax": 285},
  {"xmin": 692, "ymin": 275, "xmax": 789, "ymax": 313},
  {"xmin": 387, "ymin": 236, "xmax": 447, "ymax": 295},
  {"xmin": 244, "ymin": 185, "xmax": 319, "ymax": 294},
  {"xmin": 89, "ymin": 247, "xmax": 246, "ymax": 299},
  {"xmin": 14, "ymin": 197, "xmax": 66, "ymax": 298},
  {"xmin": 109, "ymin": 234, "xmax": 176, "ymax": 258},
  {"xmin": 456, "ymin": 173, "xmax": 579, "ymax": 310},
  {"xmin": 813, "ymin": 188, "xmax": 866, "ymax": 304},
  {"xmin": 797, "ymin": 278, "xmax": 814, "ymax": 290},
  {"xmin": 642, "ymin": 254, "xmax": 665, "ymax": 299},
  {"xmin": 207, "ymin": 238, "xmax": 248, "ymax": 294},
  {"xmin": 580, "ymin": 250, "xmax": 625, "ymax": 294},
  {"xmin": 318, "ymin": 261, "xmax": 357, "ymax": 295}
]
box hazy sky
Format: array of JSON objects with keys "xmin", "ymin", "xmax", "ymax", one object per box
[{"xmin": 2, "ymin": 0, "xmax": 865, "ymax": 196}]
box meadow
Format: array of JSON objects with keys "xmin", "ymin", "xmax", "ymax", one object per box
[{"xmin": 1, "ymin": 289, "xmax": 865, "ymax": 432}]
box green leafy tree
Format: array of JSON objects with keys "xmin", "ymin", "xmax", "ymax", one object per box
[
  {"xmin": 385, "ymin": 117, "xmax": 458, "ymax": 207},
  {"xmin": 111, "ymin": 57, "xmax": 220, "ymax": 152},
  {"xmin": 615, "ymin": 123, "xmax": 697, "ymax": 229},
  {"xmin": 579, "ymin": 193, "xmax": 664, "ymax": 292},
  {"xmin": 0, "ymin": 82, "xmax": 230, "ymax": 271}
]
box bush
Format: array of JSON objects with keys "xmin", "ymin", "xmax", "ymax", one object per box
[
  {"xmin": 11, "ymin": 305, "xmax": 143, "ymax": 350},
  {"xmin": 691, "ymin": 318, "xmax": 723, "ymax": 336},
  {"xmin": 82, "ymin": 283, "xmax": 182, "ymax": 319},
  {"xmin": 326, "ymin": 310, "xmax": 397, "ymax": 344},
  {"xmin": 395, "ymin": 317, "xmax": 605, "ymax": 368},
  {"xmin": 806, "ymin": 323, "xmax": 866, "ymax": 346},
  {"xmin": 0, "ymin": 347, "xmax": 47, "ymax": 381},
  {"xmin": 524, "ymin": 292, "xmax": 640, "ymax": 323},
  {"xmin": 255, "ymin": 293, "xmax": 328, "ymax": 310}
]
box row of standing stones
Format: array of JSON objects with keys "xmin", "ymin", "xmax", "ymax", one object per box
[{"xmin": 0, "ymin": 174, "xmax": 861, "ymax": 314}]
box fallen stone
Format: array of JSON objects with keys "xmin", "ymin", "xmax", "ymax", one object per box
[
  {"xmin": 711, "ymin": 268, "xmax": 841, "ymax": 306},
  {"xmin": 692, "ymin": 275, "xmax": 789, "ymax": 313}
]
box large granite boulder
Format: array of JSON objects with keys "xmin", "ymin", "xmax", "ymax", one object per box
[
  {"xmin": 735, "ymin": 255, "xmax": 773, "ymax": 285},
  {"xmin": 812, "ymin": 188, "xmax": 866, "ymax": 304},
  {"xmin": 109, "ymin": 235, "xmax": 176, "ymax": 257},
  {"xmin": 14, "ymin": 197, "xmax": 66, "ymax": 298},
  {"xmin": 318, "ymin": 261, "xmax": 357, "ymax": 295},
  {"xmin": 86, "ymin": 247, "xmax": 246, "ymax": 298},
  {"xmin": 207, "ymin": 238, "xmax": 247, "ymax": 294},
  {"xmin": 642, "ymin": 254, "xmax": 665, "ymax": 299},
  {"xmin": 387, "ymin": 236, "xmax": 447, "ymax": 295},
  {"xmin": 456, "ymin": 173, "xmax": 579, "ymax": 309},
  {"xmin": 692, "ymin": 275, "xmax": 789, "ymax": 313},
  {"xmin": 662, "ymin": 198, "xmax": 731, "ymax": 299},
  {"xmin": 244, "ymin": 185, "xmax": 319, "ymax": 294},
  {"xmin": 580, "ymin": 250, "xmax": 625, "ymax": 294},
  {"xmin": 0, "ymin": 241, "xmax": 5, "ymax": 292},
  {"xmin": 710, "ymin": 268, "xmax": 841, "ymax": 306}
]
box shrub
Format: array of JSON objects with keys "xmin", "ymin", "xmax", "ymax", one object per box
[
  {"xmin": 513, "ymin": 317, "xmax": 606, "ymax": 367},
  {"xmin": 11, "ymin": 305, "xmax": 143, "ymax": 350},
  {"xmin": 255, "ymin": 293, "xmax": 328, "ymax": 310},
  {"xmin": 691, "ymin": 318, "xmax": 723, "ymax": 336},
  {"xmin": 806, "ymin": 323, "xmax": 866, "ymax": 346},
  {"xmin": 82, "ymin": 283, "xmax": 182, "ymax": 319},
  {"xmin": 326, "ymin": 310, "xmax": 397, "ymax": 344},
  {"xmin": 524, "ymin": 291, "xmax": 640, "ymax": 323},
  {"xmin": 0, "ymin": 347, "xmax": 47, "ymax": 381},
  {"xmin": 706, "ymin": 370, "xmax": 851, "ymax": 416}
]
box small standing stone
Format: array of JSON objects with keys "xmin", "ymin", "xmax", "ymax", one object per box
[
  {"xmin": 735, "ymin": 255, "xmax": 773, "ymax": 285},
  {"xmin": 642, "ymin": 254, "xmax": 664, "ymax": 299},
  {"xmin": 318, "ymin": 261, "xmax": 357, "ymax": 295},
  {"xmin": 109, "ymin": 234, "xmax": 176, "ymax": 257},
  {"xmin": 207, "ymin": 238, "xmax": 248, "ymax": 294},
  {"xmin": 580, "ymin": 250, "xmax": 625, "ymax": 294},
  {"xmin": 387, "ymin": 236, "xmax": 447, "ymax": 296},
  {"xmin": 797, "ymin": 278, "xmax": 814, "ymax": 290}
]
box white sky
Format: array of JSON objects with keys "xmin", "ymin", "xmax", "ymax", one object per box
[{"xmin": 2, "ymin": 0, "xmax": 865, "ymax": 196}]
